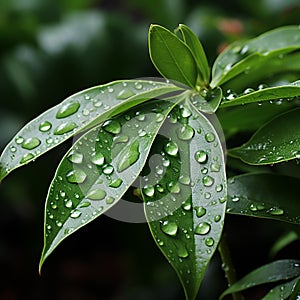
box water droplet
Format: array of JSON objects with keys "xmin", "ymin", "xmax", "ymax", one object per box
[
  {"xmin": 10, "ymin": 146, "xmax": 17, "ymax": 153},
  {"xmin": 177, "ymin": 124, "xmax": 195, "ymax": 140},
  {"xmin": 195, "ymin": 150, "xmax": 208, "ymax": 164},
  {"xmin": 20, "ymin": 153, "xmax": 34, "ymax": 164},
  {"xmin": 202, "ymin": 175, "xmax": 214, "ymax": 187},
  {"xmin": 162, "ymin": 158, "xmax": 170, "ymax": 167},
  {"xmin": 106, "ymin": 196, "xmax": 115, "ymax": 205},
  {"xmin": 205, "ymin": 132, "xmax": 215, "ymax": 142},
  {"xmin": 66, "ymin": 169, "xmax": 87, "ymax": 184},
  {"xmin": 50, "ymin": 202, "xmax": 57, "ymax": 209},
  {"xmin": 65, "ymin": 199, "xmax": 73, "ymax": 208},
  {"xmin": 103, "ymin": 164, "xmax": 114, "ymax": 175},
  {"xmin": 164, "ymin": 141, "xmax": 179, "ymax": 156},
  {"xmin": 56, "ymin": 220, "xmax": 63, "ymax": 227},
  {"xmin": 67, "ymin": 151, "xmax": 83, "ymax": 164},
  {"xmin": 103, "ymin": 120, "xmax": 121, "ymax": 135},
  {"xmin": 195, "ymin": 206, "xmax": 206, "ymax": 218},
  {"xmin": 56, "ymin": 102, "xmax": 80, "ymax": 118},
  {"xmin": 108, "ymin": 87, "xmax": 114, "ymax": 93},
  {"xmin": 268, "ymin": 207, "xmax": 284, "ymax": 216},
  {"xmin": 138, "ymin": 129, "xmax": 147, "ymax": 137},
  {"xmin": 15, "ymin": 136, "xmax": 24, "ymax": 144},
  {"xmin": 231, "ymin": 196, "xmax": 240, "ymax": 202},
  {"xmin": 21, "ymin": 137, "xmax": 41, "ymax": 150},
  {"xmin": 91, "ymin": 152, "xmax": 105, "ymax": 166},
  {"xmin": 243, "ymin": 88, "xmax": 255, "ymax": 95},
  {"xmin": 177, "ymin": 245, "xmax": 189, "ymax": 258},
  {"xmin": 195, "ymin": 222, "xmax": 211, "ymax": 235},
  {"xmin": 117, "ymin": 88, "xmax": 135, "ymax": 99},
  {"xmin": 167, "ymin": 181, "xmax": 180, "ymax": 194},
  {"xmin": 79, "ymin": 201, "xmax": 91, "ymax": 208},
  {"xmin": 179, "ymin": 175, "xmax": 190, "ymax": 185},
  {"xmin": 157, "ymin": 239, "xmax": 164, "ymax": 246},
  {"xmin": 143, "ymin": 185, "xmax": 155, "ymax": 197},
  {"xmin": 210, "ymin": 162, "xmax": 220, "ymax": 172},
  {"xmin": 155, "ymin": 113, "xmax": 164, "ymax": 122},
  {"xmin": 136, "ymin": 111, "xmax": 146, "ymax": 121},
  {"xmin": 87, "ymin": 189, "xmax": 106, "ymax": 200},
  {"xmin": 109, "ymin": 178, "xmax": 123, "ymax": 188},
  {"xmin": 39, "ymin": 121, "xmax": 52, "ymax": 132},
  {"xmin": 182, "ymin": 199, "xmax": 192, "ymax": 211},
  {"xmin": 205, "ymin": 237, "xmax": 214, "ymax": 247},
  {"xmin": 204, "ymin": 192, "xmax": 211, "ymax": 199},
  {"xmin": 54, "ymin": 122, "xmax": 78, "ymax": 135},
  {"xmin": 46, "ymin": 137, "xmax": 53, "ymax": 145},
  {"xmin": 117, "ymin": 140, "xmax": 140, "ymax": 172},
  {"xmin": 134, "ymin": 82, "xmax": 143, "ymax": 90},
  {"xmin": 161, "ymin": 221, "xmax": 178, "ymax": 236},
  {"xmin": 214, "ymin": 215, "xmax": 221, "ymax": 222},
  {"xmin": 216, "ymin": 184, "xmax": 223, "ymax": 192},
  {"xmin": 93, "ymin": 99, "xmax": 102, "ymax": 107},
  {"xmin": 70, "ymin": 209, "xmax": 82, "ymax": 218}
]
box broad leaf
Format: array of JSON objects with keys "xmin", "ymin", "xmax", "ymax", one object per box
[
  {"xmin": 143, "ymin": 102, "xmax": 227, "ymax": 300},
  {"xmin": 0, "ymin": 80, "xmax": 181, "ymax": 182},
  {"xmin": 176, "ymin": 24, "xmax": 210, "ymax": 84},
  {"xmin": 227, "ymin": 173, "xmax": 300, "ymax": 225},
  {"xmin": 211, "ymin": 26, "xmax": 300, "ymax": 87},
  {"xmin": 39, "ymin": 98, "xmax": 181, "ymax": 269},
  {"xmin": 219, "ymin": 260, "xmax": 300, "ymax": 299},
  {"xmin": 149, "ymin": 24, "xmax": 198, "ymax": 89},
  {"xmin": 228, "ymin": 108, "xmax": 300, "ymax": 165},
  {"xmin": 262, "ymin": 277, "xmax": 299, "ymax": 299},
  {"xmin": 220, "ymin": 81, "xmax": 300, "ymax": 108}
]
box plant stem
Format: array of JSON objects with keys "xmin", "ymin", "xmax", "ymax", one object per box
[{"xmin": 218, "ymin": 233, "xmax": 243, "ymax": 300}]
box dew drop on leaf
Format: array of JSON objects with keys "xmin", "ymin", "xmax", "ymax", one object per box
[
  {"xmin": 116, "ymin": 88, "xmax": 135, "ymax": 100},
  {"xmin": 64, "ymin": 199, "xmax": 73, "ymax": 208},
  {"xmin": 20, "ymin": 153, "xmax": 34, "ymax": 164},
  {"xmin": 67, "ymin": 151, "xmax": 84, "ymax": 164},
  {"xmin": 195, "ymin": 206, "xmax": 206, "ymax": 218},
  {"xmin": 21, "ymin": 137, "xmax": 41, "ymax": 150},
  {"xmin": 205, "ymin": 237, "xmax": 214, "ymax": 247},
  {"xmin": 143, "ymin": 185, "xmax": 155, "ymax": 197},
  {"xmin": 161, "ymin": 221, "xmax": 178, "ymax": 236},
  {"xmin": 106, "ymin": 196, "xmax": 115, "ymax": 205},
  {"xmin": 179, "ymin": 175, "xmax": 191, "ymax": 185},
  {"xmin": 87, "ymin": 189, "xmax": 107, "ymax": 200},
  {"xmin": 117, "ymin": 140, "xmax": 140, "ymax": 172},
  {"xmin": 216, "ymin": 184, "xmax": 223, "ymax": 192},
  {"xmin": 202, "ymin": 175, "xmax": 214, "ymax": 187},
  {"xmin": 195, "ymin": 150, "xmax": 208, "ymax": 164},
  {"xmin": 109, "ymin": 178, "xmax": 123, "ymax": 188},
  {"xmin": 205, "ymin": 132, "xmax": 215, "ymax": 142},
  {"xmin": 177, "ymin": 124, "xmax": 195, "ymax": 140},
  {"xmin": 39, "ymin": 121, "xmax": 52, "ymax": 132},
  {"xmin": 195, "ymin": 222, "xmax": 211, "ymax": 235},
  {"xmin": 91, "ymin": 152, "xmax": 105, "ymax": 166},
  {"xmin": 103, "ymin": 120, "xmax": 122, "ymax": 135},
  {"xmin": 66, "ymin": 169, "xmax": 87, "ymax": 184},
  {"xmin": 56, "ymin": 102, "xmax": 80, "ymax": 119},
  {"xmin": 15, "ymin": 136, "xmax": 24, "ymax": 144},
  {"xmin": 54, "ymin": 122, "xmax": 78, "ymax": 135},
  {"xmin": 134, "ymin": 82, "xmax": 143, "ymax": 90},
  {"xmin": 167, "ymin": 181, "xmax": 181, "ymax": 194},
  {"xmin": 177, "ymin": 244, "xmax": 189, "ymax": 258},
  {"xmin": 164, "ymin": 141, "xmax": 179, "ymax": 156},
  {"xmin": 269, "ymin": 207, "xmax": 284, "ymax": 216},
  {"xmin": 102, "ymin": 164, "xmax": 114, "ymax": 175},
  {"xmin": 70, "ymin": 209, "xmax": 82, "ymax": 219}
]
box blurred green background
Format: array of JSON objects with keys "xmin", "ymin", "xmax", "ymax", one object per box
[{"xmin": 1, "ymin": 0, "xmax": 300, "ymax": 299}]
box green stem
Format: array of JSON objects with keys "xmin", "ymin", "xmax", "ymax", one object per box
[{"xmin": 218, "ymin": 233, "xmax": 243, "ymax": 300}]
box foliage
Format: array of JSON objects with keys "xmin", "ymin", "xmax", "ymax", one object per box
[{"xmin": 1, "ymin": 19, "xmax": 300, "ymax": 299}]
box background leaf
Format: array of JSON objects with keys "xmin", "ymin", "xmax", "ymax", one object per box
[
  {"xmin": 0, "ymin": 80, "xmax": 181, "ymax": 182},
  {"xmin": 143, "ymin": 101, "xmax": 227, "ymax": 300},
  {"xmin": 40, "ymin": 98, "xmax": 179, "ymax": 268},
  {"xmin": 149, "ymin": 24, "xmax": 198, "ymax": 88},
  {"xmin": 228, "ymin": 108, "xmax": 300, "ymax": 165},
  {"xmin": 227, "ymin": 173, "xmax": 300, "ymax": 225}
]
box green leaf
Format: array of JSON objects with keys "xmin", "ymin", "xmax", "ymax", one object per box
[
  {"xmin": 176, "ymin": 24, "xmax": 210, "ymax": 84},
  {"xmin": 220, "ymin": 81, "xmax": 300, "ymax": 108},
  {"xmin": 39, "ymin": 98, "xmax": 181, "ymax": 270},
  {"xmin": 228, "ymin": 108, "xmax": 300, "ymax": 165},
  {"xmin": 227, "ymin": 173, "xmax": 300, "ymax": 225},
  {"xmin": 211, "ymin": 26, "xmax": 300, "ymax": 87},
  {"xmin": 149, "ymin": 24, "xmax": 198, "ymax": 89},
  {"xmin": 0, "ymin": 80, "xmax": 181, "ymax": 182},
  {"xmin": 143, "ymin": 101, "xmax": 227, "ymax": 300},
  {"xmin": 290, "ymin": 277, "xmax": 300, "ymax": 300},
  {"xmin": 219, "ymin": 259, "xmax": 300, "ymax": 299}
]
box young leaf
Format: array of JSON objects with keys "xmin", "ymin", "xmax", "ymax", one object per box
[
  {"xmin": 227, "ymin": 173, "xmax": 300, "ymax": 225},
  {"xmin": 219, "ymin": 260, "xmax": 300, "ymax": 300},
  {"xmin": 176, "ymin": 24, "xmax": 210, "ymax": 84},
  {"xmin": 211, "ymin": 26, "xmax": 300, "ymax": 87},
  {"xmin": 228, "ymin": 108, "xmax": 300, "ymax": 165},
  {"xmin": 143, "ymin": 102, "xmax": 227, "ymax": 300},
  {"xmin": 39, "ymin": 98, "xmax": 180, "ymax": 269},
  {"xmin": 220, "ymin": 81, "xmax": 300, "ymax": 108},
  {"xmin": 0, "ymin": 80, "xmax": 181, "ymax": 182},
  {"xmin": 149, "ymin": 24, "xmax": 198, "ymax": 89}
]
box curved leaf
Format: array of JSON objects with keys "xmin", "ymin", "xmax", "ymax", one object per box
[
  {"xmin": 262, "ymin": 277, "xmax": 299, "ymax": 299},
  {"xmin": 228, "ymin": 108, "xmax": 300, "ymax": 165},
  {"xmin": 290, "ymin": 277, "xmax": 300, "ymax": 299},
  {"xmin": 39, "ymin": 98, "xmax": 181, "ymax": 270},
  {"xmin": 220, "ymin": 81, "xmax": 300, "ymax": 108},
  {"xmin": 219, "ymin": 259, "xmax": 300, "ymax": 299},
  {"xmin": 149, "ymin": 24, "xmax": 198, "ymax": 88},
  {"xmin": 143, "ymin": 102, "xmax": 227, "ymax": 300},
  {"xmin": 0, "ymin": 80, "xmax": 181, "ymax": 182},
  {"xmin": 227, "ymin": 173, "xmax": 300, "ymax": 225},
  {"xmin": 176, "ymin": 24, "xmax": 210, "ymax": 84},
  {"xmin": 212, "ymin": 26, "xmax": 300, "ymax": 87}
]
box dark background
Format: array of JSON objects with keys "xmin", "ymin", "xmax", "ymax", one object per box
[{"xmin": 1, "ymin": 0, "xmax": 300, "ymax": 299}]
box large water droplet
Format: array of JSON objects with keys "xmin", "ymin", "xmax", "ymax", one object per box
[
  {"xmin": 268, "ymin": 207, "xmax": 284, "ymax": 216},
  {"xmin": 205, "ymin": 132, "xmax": 215, "ymax": 142},
  {"xmin": 65, "ymin": 199, "xmax": 73, "ymax": 208},
  {"xmin": 195, "ymin": 150, "xmax": 208, "ymax": 164},
  {"xmin": 117, "ymin": 140, "xmax": 140, "ymax": 172},
  {"xmin": 109, "ymin": 178, "xmax": 123, "ymax": 188},
  {"xmin": 161, "ymin": 221, "xmax": 178, "ymax": 236},
  {"xmin": 179, "ymin": 175, "xmax": 191, "ymax": 185},
  {"xmin": 70, "ymin": 209, "xmax": 82, "ymax": 218},
  {"xmin": 117, "ymin": 88, "xmax": 135, "ymax": 100},
  {"xmin": 167, "ymin": 181, "xmax": 180, "ymax": 194},
  {"xmin": 91, "ymin": 152, "xmax": 105, "ymax": 166},
  {"xmin": 177, "ymin": 124, "xmax": 195, "ymax": 140},
  {"xmin": 15, "ymin": 136, "xmax": 24, "ymax": 144},
  {"xmin": 21, "ymin": 137, "xmax": 41, "ymax": 150},
  {"xmin": 182, "ymin": 199, "xmax": 192, "ymax": 211},
  {"xmin": 56, "ymin": 102, "xmax": 80, "ymax": 119},
  {"xmin": 67, "ymin": 150, "xmax": 83, "ymax": 164},
  {"xmin": 143, "ymin": 185, "xmax": 155, "ymax": 197},
  {"xmin": 180, "ymin": 106, "xmax": 192, "ymax": 118},
  {"xmin": 195, "ymin": 222, "xmax": 211, "ymax": 235},
  {"xmin": 39, "ymin": 121, "xmax": 52, "ymax": 132},
  {"xmin": 87, "ymin": 188, "xmax": 106, "ymax": 200},
  {"xmin": 177, "ymin": 244, "xmax": 189, "ymax": 258},
  {"xmin": 20, "ymin": 153, "xmax": 34, "ymax": 164},
  {"xmin": 54, "ymin": 122, "xmax": 78, "ymax": 135},
  {"xmin": 66, "ymin": 169, "xmax": 87, "ymax": 183},
  {"xmin": 205, "ymin": 237, "xmax": 214, "ymax": 247},
  {"xmin": 195, "ymin": 206, "xmax": 206, "ymax": 218},
  {"xmin": 102, "ymin": 164, "xmax": 114, "ymax": 175},
  {"xmin": 210, "ymin": 162, "xmax": 221, "ymax": 172},
  {"xmin": 155, "ymin": 113, "xmax": 164, "ymax": 123},
  {"xmin": 164, "ymin": 141, "xmax": 179, "ymax": 156},
  {"xmin": 103, "ymin": 120, "xmax": 121, "ymax": 135},
  {"xmin": 202, "ymin": 175, "xmax": 214, "ymax": 187}
]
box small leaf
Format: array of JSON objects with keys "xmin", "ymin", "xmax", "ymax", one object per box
[
  {"xmin": 177, "ymin": 24, "xmax": 210, "ymax": 83},
  {"xmin": 143, "ymin": 101, "xmax": 227, "ymax": 300},
  {"xmin": 227, "ymin": 173, "xmax": 300, "ymax": 225},
  {"xmin": 262, "ymin": 277, "xmax": 299, "ymax": 299},
  {"xmin": 228, "ymin": 108, "xmax": 300, "ymax": 165},
  {"xmin": 219, "ymin": 260, "xmax": 300, "ymax": 299},
  {"xmin": 149, "ymin": 24, "xmax": 198, "ymax": 88},
  {"xmin": 0, "ymin": 80, "xmax": 181, "ymax": 182},
  {"xmin": 39, "ymin": 98, "xmax": 180, "ymax": 269},
  {"xmin": 212, "ymin": 26, "xmax": 300, "ymax": 87}
]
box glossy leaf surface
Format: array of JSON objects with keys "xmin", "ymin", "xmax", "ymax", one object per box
[
  {"xmin": 0, "ymin": 80, "xmax": 181, "ymax": 182},
  {"xmin": 220, "ymin": 260, "xmax": 300, "ymax": 299},
  {"xmin": 227, "ymin": 173, "xmax": 300, "ymax": 225},
  {"xmin": 149, "ymin": 24, "xmax": 198, "ymax": 88},
  {"xmin": 228, "ymin": 108, "xmax": 300, "ymax": 165},
  {"xmin": 143, "ymin": 102, "xmax": 227, "ymax": 300},
  {"xmin": 40, "ymin": 98, "xmax": 180, "ymax": 269}
]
